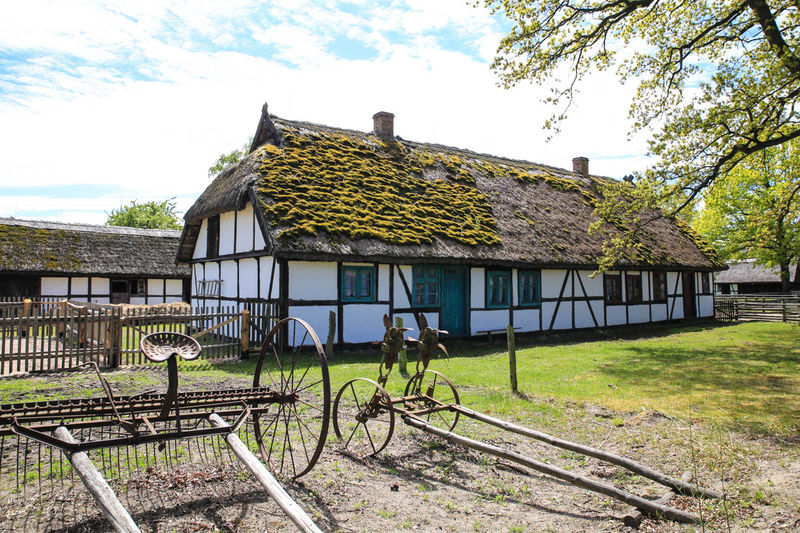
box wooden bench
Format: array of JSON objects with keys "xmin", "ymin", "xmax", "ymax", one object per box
[{"xmin": 476, "ymin": 327, "xmax": 520, "ymax": 343}]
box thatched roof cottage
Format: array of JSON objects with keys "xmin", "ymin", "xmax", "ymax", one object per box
[
  {"xmin": 0, "ymin": 218, "xmax": 190, "ymax": 303},
  {"xmin": 179, "ymin": 104, "xmax": 724, "ymax": 344}
]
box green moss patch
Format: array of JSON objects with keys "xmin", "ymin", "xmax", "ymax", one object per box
[{"xmin": 0, "ymin": 225, "xmax": 83, "ymax": 271}]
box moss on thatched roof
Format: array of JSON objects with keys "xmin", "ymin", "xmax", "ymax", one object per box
[
  {"xmin": 181, "ymin": 111, "xmax": 723, "ymax": 271},
  {"xmin": 0, "ymin": 218, "xmax": 190, "ymax": 277}
]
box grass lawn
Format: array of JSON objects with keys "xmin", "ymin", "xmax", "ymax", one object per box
[{"xmin": 2, "ymin": 320, "xmax": 798, "ymax": 434}]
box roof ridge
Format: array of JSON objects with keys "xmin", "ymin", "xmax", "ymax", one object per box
[{"xmin": 0, "ymin": 217, "xmax": 182, "ymax": 237}]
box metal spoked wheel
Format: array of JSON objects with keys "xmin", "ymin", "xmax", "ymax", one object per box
[
  {"xmin": 333, "ymin": 378, "xmax": 395, "ymax": 456},
  {"xmin": 403, "ymin": 369, "xmax": 460, "ymax": 432},
  {"xmin": 252, "ymin": 317, "xmax": 331, "ymax": 479}
]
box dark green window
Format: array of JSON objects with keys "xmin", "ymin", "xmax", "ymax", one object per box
[
  {"xmin": 486, "ymin": 270, "xmax": 511, "ymax": 308},
  {"xmin": 413, "ymin": 266, "xmax": 440, "ymax": 307},
  {"xmin": 518, "ymin": 270, "xmax": 541, "ymax": 307},
  {"xmin": 342, "ymin": 265, "xmax": 376, "ymax": 302}
]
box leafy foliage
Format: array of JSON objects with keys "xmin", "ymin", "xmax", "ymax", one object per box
[
  {"xmin": 106, "ymin": 199, "xmax": 183, "ymax": 230},
  {"xmin": 208, "ymin": 138, "xmax": 252, "ymax": 179},
  {"xmin": 484, "ymin": 0, "xmax": 800, "ymax": 268},
  {"xmin": 695, "ymin": 140, "xmax": 800, "ymax": 291}
]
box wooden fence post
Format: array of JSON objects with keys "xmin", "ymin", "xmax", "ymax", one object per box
[
  {"xmin": 19, "ymin": 298, "xmax": 32, "ymax": 337},
  {"xmin": 507, "ymin": 324, "xmax": 518, "ymax": 393},
  {"xmin": 110, "ymin": 309, "xmax": 122, "ymax": 368},
  {"xmin": 396, "ymin": 316, "xmax": 409, "ymax": 377},
  {"xmin": 241, "ymin": 309, "xmax": 250, "ymax": 359},
  {"xmin": 325, "ymin": 310, "xmax": 335, "ymax": 359}
]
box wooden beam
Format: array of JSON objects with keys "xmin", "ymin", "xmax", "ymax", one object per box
[
  {"xmin": 208, "ymin": 414, "xmax": 323, "ymax": 533},
  {"xmin": 54, "ymin": 426, "xmax": 141, "ymax": 533}
]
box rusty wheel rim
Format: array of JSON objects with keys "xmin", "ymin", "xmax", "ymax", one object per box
[
  {"xmin": 333, "ymin": 377, "xmax": 395, "ymax": 456},
  {"xmin": 403, "ymin": 370, "xmax": 460, "ymax": 432},
  {"xmin": 252, "ymin": 317, "xmax": 331, "ymax": 479}
]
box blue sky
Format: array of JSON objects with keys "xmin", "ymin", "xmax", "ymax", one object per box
[{"xmin": 0, "ymin": 0, "xmax": 648, "ymax": 224}]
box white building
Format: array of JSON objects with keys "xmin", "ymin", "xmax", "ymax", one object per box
[
  {"xmin": 0, "ymin": 218, "xmax": 190, "ymax": 304},
  {"xmin": 177, "ymin": 105, "xmax": 723, "ymax": 345}
]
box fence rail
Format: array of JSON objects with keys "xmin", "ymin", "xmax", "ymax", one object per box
[
  {"xmin": 0, "ymin": 298, "xmax": 274, "ymax": 375},
  {"xmin": 714, "ymin": 294, "xmax": 800, "ymax": 323}
]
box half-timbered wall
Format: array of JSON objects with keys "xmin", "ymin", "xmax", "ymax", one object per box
[
  {"xmin": 189, "ymin": 207, "xmax": 716, "ymax": 345},
  {"xmin": 38, "ymin": 275, "xmax": 185, "ymax": 304}
]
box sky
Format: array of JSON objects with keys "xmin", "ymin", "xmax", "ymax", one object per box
[{"xmin": 0, "ymin": 0, "xmax": 651, "ymax": 225}]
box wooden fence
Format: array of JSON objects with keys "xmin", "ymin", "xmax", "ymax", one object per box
[
  {"xmin": 714, "ymin": 294, "xmax": 800, "ymax": 323},
  {"xmin": 0, "ymin": 299, "xmax": 275, "ymax": 375}
]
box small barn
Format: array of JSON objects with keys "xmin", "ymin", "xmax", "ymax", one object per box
[
  {"xmin": 714, "ymin": 260, "xmax": 799, "ymax": 294},
  {"xmin": 0, "ymin": 218, "xmax": 190, "ymax": 303},
  {"xmin": 178, "ymin": 105, "xmax": 725, "ymax": 344}
]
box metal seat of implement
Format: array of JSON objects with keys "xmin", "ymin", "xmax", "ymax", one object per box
[{"xmin": 7, "ymin": 332, "xmax": 251, "ymax": 454}]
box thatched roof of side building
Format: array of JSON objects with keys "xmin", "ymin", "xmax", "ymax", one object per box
[
  {"xmin": 180, "ymin": 106, "xmax": 724, "ymax": 271},
  {"xmin": 715, "ymin": 260, "xmax": 798, "ymax": 284},
  {"xmin": 0, "ymin": 218, "xmax": 190, "ymax": 278}
]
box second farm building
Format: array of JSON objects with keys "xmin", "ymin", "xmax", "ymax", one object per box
[{"xmin": 178, "ymin": 106, "xmax": 724, "ymax": 344}]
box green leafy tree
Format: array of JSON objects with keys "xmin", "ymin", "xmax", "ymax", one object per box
[
  {"xmin": 483, "ymin": 0, "xmax": 800, "ymax": 266},
  {"xmin": 106, "ymin": 199, "xmax": 183, "ymax": 230},
  {"xmin": 695, "ymin": 141, "xmax": 800, "ymax": 292},
  {"xmin": 208, "ymin": 138, "xmax": 252, "ymax": 179}
]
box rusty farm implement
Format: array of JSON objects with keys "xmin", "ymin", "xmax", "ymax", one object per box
[
  {"xmin": 0, "ymin": 317, "xmax": 330, "ymax": 533},
  {"xmin": 333, "ymin": 314, "xmax": 721, "ymax": 525}
]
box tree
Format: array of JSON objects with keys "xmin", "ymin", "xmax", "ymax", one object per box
[
  {"xmin": 483, "ymin": 0, "xmax": 800, "ymax": 265},
  {"xmin": 106, "ymin": 199, "xmax": 183, "ymax": 230},
  {"xmin": 208, "ymin": 138, "xmax": 252, "ymax": 179},
  {"xmin": 695, "ymin": 140, "xmax": 800, "ymax": 292}
]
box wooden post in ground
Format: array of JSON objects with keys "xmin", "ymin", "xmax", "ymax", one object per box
[
  {"xmin": 240, "ymin": 309, "xmax": 250, "ymax": 359},
  {"xmin": 325, "ymin": 310, "xmax": 335, "ymax": 358},
  {"xmin": 507, "ymin": 324, "xmax": 517, "ymax": 392},
  {"xmin": 19, "ymin": 298, "xmax": 32, "ymax": 337},
  {"xmin": 54, "ymin": 426, "xmax": 141, "ymax": 533},
  {"xmin": 209, "ymin": 414, "xmax": 323, "ymax": 533},
  {"xmin": 396, "ymin": 316, "xmax": 409, "ymax": 377}
]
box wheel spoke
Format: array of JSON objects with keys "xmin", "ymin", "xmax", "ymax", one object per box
[
  {"xmin": 293, "ymin": 378, "xmax": 323, "ymax": 395},
  {"xmin": 295, "ymin": 397, "xmax": 325, "ymax": 413},
  {"xmin": 363, "ymin": 421, "xmax": 377, "ymax": 454},
  {"xmin": 290, "ymin": 402, "xmax": 313, "ymax": 463}
]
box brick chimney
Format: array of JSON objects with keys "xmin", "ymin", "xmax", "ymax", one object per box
[
  {"xmin": 572, "ymin": 156, "xmax": 589, "ymax": 177},
  {"xmin": 373, "ymin": 111, "xmax": 394, "ymax": 138}
]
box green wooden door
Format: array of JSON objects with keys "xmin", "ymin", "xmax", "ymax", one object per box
[{"xmin": 440, "ymin": 266, "xmax": 468, "ymax": 336}]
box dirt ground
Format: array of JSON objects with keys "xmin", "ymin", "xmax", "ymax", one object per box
[{"xmin": 1, "ymin": 369, "xmax": 799, "ymax": 533}]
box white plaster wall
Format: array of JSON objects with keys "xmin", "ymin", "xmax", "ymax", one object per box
[
  {"xmin": 193, "ymin": 219, "xmax": 208, "ymax": 259},
  {"xmin": 41, "ymin": 277, "xmax": 68, "ymax": 296},
  {"xmin": 545, "ymin": 301, "xmax": 572, "ymax": 330},
  {"xmin": 343, "ymin": 304, "xmax": 390, "ymax": 343},
  {"xmin": 667, "ymin": 272, "xmax": 682, "ymax": 297},
  {"xmin": 130, "ymin": 297, "xmax": 146, "ymax": 305},
  {"xmin": 415, "ymin": 312, "xmax": 439, "ymax": 330},
  {"xmin": 289, "ymin": 262, "xmax": 337, "ymax": 301},
  {"xmin": 219, "ymin": 211, "xmax": 236, "ymax": 256},
  {"xmin": 71, "ymin": 277, "xmax": 88, "ymax": 295},
  {"xmin": 628, "ymin": 304, "xmax": 650, "ymax": 324},
  {"xmin": 651, "ymin": 304, "xmax": 668, "ymax": 322},
  {"xmin": 698, "ymin": 295, "xmax": 714, "ymax": 317},
  {"xmin": 574, "ymin": 300, "xmax": 597, "ymax": 329},
  {"xmin": 541, "ymin": 270, "xmax": 570, "ymax": 299},
  {"xmin": 287, "ymin": 306, "xmax": 338, "ymax": 345},
  {"xmin": 590, "ymin": 301, "xmax": 604, "ymax": 327},
  {"xmin": 166, "ymin": 279, "xmax": 183, "ymax": 296},
  {"xmin": 220, "ymin": 261, "xmax": 237, "ymax": 298},
  {"xmin": 254, "ymin": 220, "xmax": 266, "ymax": 250},
  {"xmin": 204, "ymin": 262, "xmax": 220, "ymax": 283},
  {"xmin": 606, "ymin": 306, "xmax": 626, "ymax": 326},
  {"xmin": 470, "ymin": 267, "xmax": 485, "ymax": 308},
  {"xmin": 259, "ymin": 257, "xmax": 278, "ymax": 299},
  {"xmin": 236, "ymin": 204, "xmax": 255, "ymax": 253},
  {"xmin": 642, "ymin": 272, "xmax": 651, "ymax": 301},
  {"xmin": 92, "ymin": 297, "xmax": 110, "ymax": 304},
  {"xmin": 378, "ymin": 264, "xmax": 390, "ymax": 301},
  {"xmin": 148, "ymin": 279, "xmax": 164, "ymax": 296},
  {"xmin": 470, "ymin": 309, "xmax": 508, "ymax": 334},
  {"xmin": 239, "ymin": 258, "xmax": 259, "ymax": 298},
  {"xmin": 394, "ymin": 265, "xmax": 413, "ymax": 307},
  {"xmin": 577, "ymin": 271, "xmax": 603, "ymax": 296},
  {"xmin": 165, "ymin": 296, "xmax": 182, "ymax": 304},
  {"xmin": 91, "ymin": 278, "xmax": 109, "ymax": 295},
  {"xmin": 514, "ymin": 308, "xmax": 539, "ymax": 332}
]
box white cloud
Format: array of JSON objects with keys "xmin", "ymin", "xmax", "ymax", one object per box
[{"xmin": 0, "ymin": 0, "xmax": 652, "ymax": 225}]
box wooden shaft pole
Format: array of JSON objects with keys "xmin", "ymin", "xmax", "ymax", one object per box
[
  {"xmin": 396, "ymin": 316, "xmax": 408, "ymax": 377},
  {"xmin": 54, "ymin": 426, "xmax": 141, "ymax": 533},
  {"xmin": 621, "ymin": 471, "xmax": 693, "ymax": 528},
  {"xmin": 507, "ymin": 324, "xmax": 517, "ymax": 392},
  {"xmin": 453, "ymin": 405, "xmax": 720, "ymax": 499},
  {"xmin": 326, "ymin": 310, "xmax": 335, "ymax": 359},
  {"xmin": 208, "ymin": 414, "xmax": 323, "ymax": 533},
  {"xmin": 241, "ymin": 309, "xmax": 250, "ymax": 358},
  {"xmin": 403, "ymin": 416, "xmax": 700, "ymax": 524}
]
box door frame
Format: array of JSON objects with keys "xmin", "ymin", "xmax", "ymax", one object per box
[{"xmin": 439, "ymin": 265, "xmax": 470, "ymax": 337}]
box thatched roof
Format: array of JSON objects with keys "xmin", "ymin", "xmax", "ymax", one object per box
[
  {"xmin": 0, "ymin": 218, "xmax": 190, "ymax": 278},
  {"xmin": 181, "ymin": 109, "xmax": 724, "ymax": 271},
  {"xmin": 715, "ymin": 260, "xmax": 798, "ymax": 284}
]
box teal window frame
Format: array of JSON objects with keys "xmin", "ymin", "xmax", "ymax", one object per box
[
  {"xmin": 486, "ymin": 270, "xmax": 511, "ymax": 308},
  {"xmin": 341, "ymin": 265, "xmax": 376, "ymax": 302},
  {"xmin": 518, "ymin": 270, "xmax": 541, "ymax": 307},
  {"xmin": 412, "ymin": 265, "xmax": 441, "ymax": 308}
]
